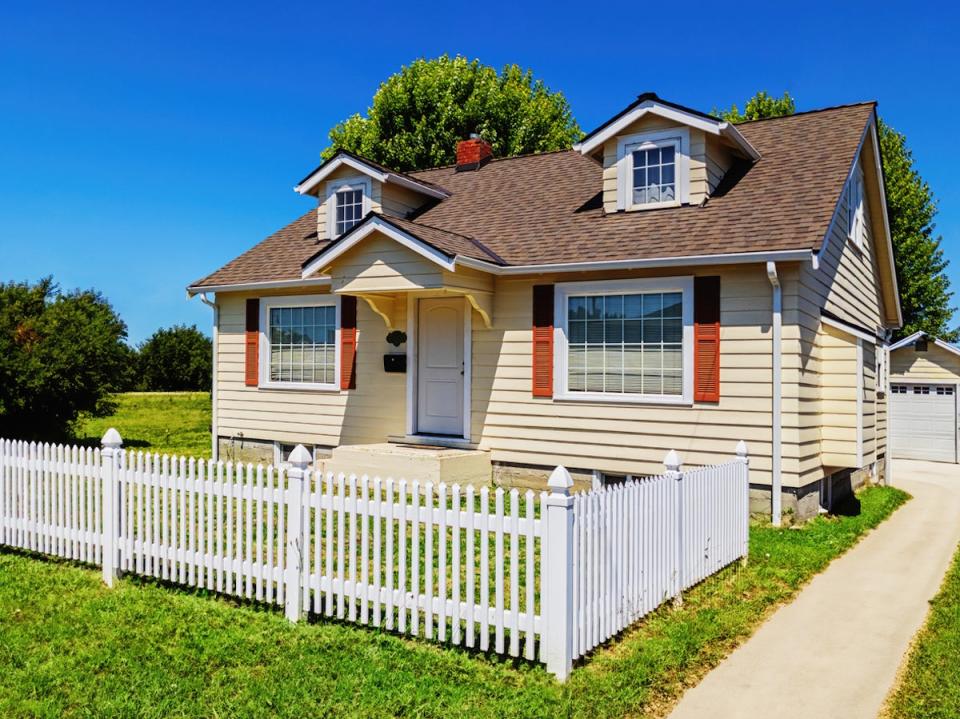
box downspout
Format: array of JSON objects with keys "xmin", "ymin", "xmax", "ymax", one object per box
[
  {"xmin": 766, "ymin": 262, "xmax": 783, "ymax": 527},
  {"xmin": 199, "ymin": 292, "xmax": 219, "ymax": 461}
]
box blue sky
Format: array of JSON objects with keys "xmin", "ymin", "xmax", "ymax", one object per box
[{"xmin": 1, "ymin": 1, "xmax": 958, "ymax": 343}]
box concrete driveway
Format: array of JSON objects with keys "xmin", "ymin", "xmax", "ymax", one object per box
[{"xmin": 668, "ymin": 460, "xmax": 960, "ymax": 719}]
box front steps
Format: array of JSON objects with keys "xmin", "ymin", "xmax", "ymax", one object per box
[{"xmin": 320, "ymin": 443, "xmax": 491, "ymax": 486}]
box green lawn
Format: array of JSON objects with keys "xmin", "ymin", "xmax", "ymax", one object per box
[
  {"xmin": 0, "ymin": 485, "xmax": 908, "ymax": 719},
  {"xmin": 73, "ymin": 392, "xmax": 212, "ymax": 458},
  {"xmin": 885, "ymin": 541, "xmax": 960, "ymax": 719}
]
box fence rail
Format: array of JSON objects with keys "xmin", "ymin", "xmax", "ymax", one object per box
[{"xmin": 0, "ymin": 432, "xmax": 749, "ymax": 680}]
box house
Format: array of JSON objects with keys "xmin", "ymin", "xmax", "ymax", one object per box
[
  {"xmin": 888, "ymin": 331, "xmax": 960, "ymax": 463},
  {"xmin": 188, "ymin": 92, "xmax": 902, "ymax": 523}
]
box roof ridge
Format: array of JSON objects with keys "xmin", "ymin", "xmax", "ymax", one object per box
[
  {"xmin": 734, "ymin": 101, "xmax": 876, "ymax": 125},
  {"xmin": 410, "ymin": 147, "xmax": 577, "ymax": 175}
]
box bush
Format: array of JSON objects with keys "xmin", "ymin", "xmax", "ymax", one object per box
[
  {"xmin": 0, "ymin": 277, "xmax": 129, "ymax": 440},
  {"xmin": 138, "ymin": 324, "xmax": 211, "ymax": 391}
]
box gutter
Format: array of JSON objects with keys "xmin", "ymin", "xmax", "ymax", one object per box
[
  {"xmin": 198, "ymin": 292, "xmax": 219, "ymax": 461},
  {"xmin": 187, "ymin": 277, "xmax": 332, "ymax": 297},
  {"xmin": 766, "ymin": 261, "xmax": 783, "ymax": 527}
]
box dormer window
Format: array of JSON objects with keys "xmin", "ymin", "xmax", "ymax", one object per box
[
  {"xmin": 631, "ymin": 141, "xmax": 677, "ymax": 206},
  {"xmin": 326, "ymin": 176, "xmax": 371, "ymax": 238},
  {"xmin": 616, "ymin": 128, "xmax": 690, "ymax": 211}
]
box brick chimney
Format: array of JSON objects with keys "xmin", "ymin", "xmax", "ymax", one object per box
[{"xmin": 456, "ymin": 134, "xmax": 493, "ymax": 171}]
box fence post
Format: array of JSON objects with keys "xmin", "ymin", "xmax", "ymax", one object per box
[
  {"xmin": 736, "ymin": 441, "xmax": 750, "ymax": 567},
  {"xmin": 665, "ymin": 450, "xmax": 684, "ymax": 607},
  {"xmin": 284, "ymin": 444, "xmax": 311, "ymax": 623},
  {"xmin": 543, "ymin": 465, "xmax": 575, "ymax": 681},
  {"xmin": 100, "ymin": 428, "xmax": 123, "ymax": 587}
]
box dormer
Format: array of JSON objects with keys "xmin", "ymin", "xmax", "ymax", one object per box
[
  {"xmin": 574, "ymin": 93, "xmax": 760, "ymax": 214},
  {"xmin": 294, "ymin": 150, "xmax": 450, "ymax": 241}
]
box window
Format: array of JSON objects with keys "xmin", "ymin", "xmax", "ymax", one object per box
[
  {"xmin": 616, "ymin": 128, "xmax": 689, "ymax": 211},
  {"xmin": 847, "ymin": 164, "xmax": 866, "ymax": 248},
  {"xmin": 890, "ymin": 384, "xmax": 907, "ymax": 394},
  {"xmin": 631, "ymin": 142, "xmax": 676, "ymax": 206},
  {"xmin": 335, "ymin": 188, "xmax": 364, "ymax": 236},
  {"xmin": 326, "ymin": 177, "xmax": 370, "ymax": 238},
  {"xmin": 555, "ymin": 277, "xmax": 693, "ymax": 404},
  {"xmin": 937, "ymin": 386, "xmax": 954, "ymax": 396},
  {"xmin": 913, "ymin": 385, "xmax": 930, "ymax": 395},
  {"xmin": 260, "ymin": 296, "xmax": 339, "ymax": 389}
]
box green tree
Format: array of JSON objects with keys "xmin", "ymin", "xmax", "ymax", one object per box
[
  {"xmin": 721, "ymin": 91, "xmax": 955, "ymax": 340},
  {"xmin": 138, "ymin": 324, "xmax": 211, "ymax": 392},
  {"xmin": 718, "ymin": 91, "xmax": 796, "ymax": 123},
  {"xmin": 0, "ymin": 277, "xmax": 130, "ymax": 440},
  {"xmin": 324, "ymin": 55, "xmax": 581, "ymax": 171},
  {"xmin": 878, "ymin": 120, "xmax": 955, "ymax": 340}
]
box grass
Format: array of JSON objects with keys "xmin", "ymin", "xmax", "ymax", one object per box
[
  {"xmin": 884, "ymin": 541, "xmax": 960, "ymax": 719},
  {"xmin": 0, "ymin": 485, "xmax": 908, "ymax": 719},
  {"xmin": 72, "ymin": 392, "xmax": 212, "ymax": 458}
]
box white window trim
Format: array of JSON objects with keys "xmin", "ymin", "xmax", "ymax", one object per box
[
  {"xmin": 616, "ymin": 128, "xmax": 690, "ymax": 211},
  {"xmin": 258, "ymin": 294, "xmax": 341, "ymax": 392},
  {"xmin": 553, "ymin": 276, "xmax": 694, "ymax": 405},
  {"xmin": 847, "ymin": 162, "xmax": 866, "ymax": 250},
  {"xmin": 326, "ymin": 175, "xmax": 372, "ymax": 239}
]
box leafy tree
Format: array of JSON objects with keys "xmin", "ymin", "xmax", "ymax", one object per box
[
  {"xmin": 138, "ymin": 324, "xmax": 211, "ymax": 391},
  {"xmin": 717, "ymin": 91, "xmax": 796, "ymax": 123},
  {"xmin": 0, "ymin": 277, "xmax": 130, "ymax": 440},
  {"xmin": 721, "ymin": 91, "xmax": 955, "ymax": 340},
  {"xmin": 324, "ymin": 55, "xmax": 581, "ymax": 171}
]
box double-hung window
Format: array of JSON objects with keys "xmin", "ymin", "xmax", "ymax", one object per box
[
  {"xmin": 555, "ymin": 277, "xmax": 694, "ymax": 404},
  {"xmin": 616, "ymin": 128, "xmax": 689, "ymax": 211},
  {"xmin": 326, "ymin": 177, "xmax": 370, "ymax": 238},
  {"xmin": 260, "ymin": 295, "xmax": 339, "ymax": 390},
  {"xmin": 847, "ymin": 163, "xmax": 866, "ymax": 249}
]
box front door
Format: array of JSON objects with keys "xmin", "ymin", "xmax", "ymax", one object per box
[{"xmin": 417, "ymin": 298, "xmax": 465, "ymax": 436}]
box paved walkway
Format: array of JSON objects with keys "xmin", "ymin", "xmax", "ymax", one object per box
[{"xmin": 669, "ymin": 460, "xmax": 960, "ymax": 719}]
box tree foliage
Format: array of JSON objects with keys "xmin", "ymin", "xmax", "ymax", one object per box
[
  {"xmin": 718, "ymin": 91, "xmax": 796, "ymax": 123},
  {"xmin": 324, "ymin": 55, "xmax": 582, "ymax": 172},
  {"xmin": 0, "ymin": 277, "xmax": 130, "ymax": 440},
  {"xmin": 721, "ymin": 91, "xmax": 955, "ymax": 340},
  {"xmin": 137, "ymin": 324, "xmax": 212, "ymax": 392}
]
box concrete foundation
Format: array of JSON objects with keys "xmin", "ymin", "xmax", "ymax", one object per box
[
  {"xmin": 217, "ymin": 436, "xmax": 275, "ymax": 464},
  {"xmin": 492, "ymin": 461, "xmax": 595, "ymax": 492},
  {"xmin": 321, "ymin": 443, "xmax": 491, "ymax": 486}
]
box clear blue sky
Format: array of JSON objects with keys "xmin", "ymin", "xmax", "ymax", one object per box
[{"xmin": 1, "ymin": 1, "xmax": 958, "ymax": 344}]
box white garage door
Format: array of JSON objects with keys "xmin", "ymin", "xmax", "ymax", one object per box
[{"xmin": 890, "ymin": 383, "xmax": 957, "ymax": 462}]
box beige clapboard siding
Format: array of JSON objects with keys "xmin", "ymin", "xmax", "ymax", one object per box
[
  {"xmin": 469, "ymin": 265, "xmax": 780, "ymax": 485},
  {"xmin": 891, "ymin": 343, "xmax": 960, "ymax": 381},
  {"xmin": 216, "ymin": 289, "xmax": 407, "ymax": 448},
  {"xmin": 315, "ymin": 165, "xmax": 385, "ymax": 241}
]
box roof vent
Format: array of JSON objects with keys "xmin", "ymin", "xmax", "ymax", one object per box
[{"xmin": 456, "ymin": 136, "xmax": 493, "ymax": 172}]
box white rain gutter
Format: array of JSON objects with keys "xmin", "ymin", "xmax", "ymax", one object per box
[
  {"xmin": 766, "ymin": 261, "xmax": 783, "ymax": 527},
  {"xmin": 199, "ymin": 292, "xmax": 219, "ymax": 461}
]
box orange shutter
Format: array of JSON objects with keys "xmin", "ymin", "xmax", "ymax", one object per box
[
  {"xmin": 244, "ymin": 299, "xmax": 259, "ymax": 387},
  {"xmin": 694, "ymin": 276, "xmax": 721, "ymax": 402},
  {"xmin": 340, "ymin": 296, "xmax": 357, "ymax": 391},
  {"xmin": 532, "ymin": 285, "xmax": 554, "ymax": 397}
]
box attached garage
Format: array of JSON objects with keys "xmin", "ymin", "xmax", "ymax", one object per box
[{"xmin": 889, "ymin": 332, "xmax": 960, "ymax": 463}]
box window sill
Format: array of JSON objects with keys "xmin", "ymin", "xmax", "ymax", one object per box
[
  {"xmin": 257, "ymin": 381, "xmax": 341, "ymax": 392},
  {"xmin": 552, "ymin": 392, "xmax": 692, "ymax": 407},
  {"xmin": 625, "ymin": 200, "xmax": 681, "ymax": 212},
  {"xmin": 846, "ymin": 235, "xmax": 866, "ymax": 256}
]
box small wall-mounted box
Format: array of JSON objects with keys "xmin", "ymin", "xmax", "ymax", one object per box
[{"xmin": 383, "ymin": 353, "xmax": 407, "ymax": 373}]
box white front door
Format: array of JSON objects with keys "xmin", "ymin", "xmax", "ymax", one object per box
[{"xmin": 417, "ymin": 298, "xmax": 465, "ymax": 436}]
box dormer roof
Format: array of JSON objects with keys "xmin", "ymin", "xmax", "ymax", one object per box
[
  {"xmin": 573, "ymin": 92, "xmax": 760, "ymax": 161},
  {"xmin": 294, "ymin": 149, "xmax": 451, "ymax": 199}
]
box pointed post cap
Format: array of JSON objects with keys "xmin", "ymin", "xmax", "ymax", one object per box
[
  {"xmin": 664, "ymin": 449, "xmax": 681, "ymax": 473},
  {"xmin": 287, "ymin": 444, "xmax": 312, "ymax": 469},
  {"xmin": 736, "ymin": 440, "xmax": 749, "ymax": 458},
  {"xmin": 100, "ymin": 427, "xmax": 123, "ymax": 449},
  {"xmin": 547, "ymin": 465, "xmax": 574, "ymax": 493}
]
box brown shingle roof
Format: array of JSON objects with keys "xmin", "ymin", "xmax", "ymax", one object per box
[{"xmin": 190, "ymin": 103, "xmax": 874, "ymax": 289}]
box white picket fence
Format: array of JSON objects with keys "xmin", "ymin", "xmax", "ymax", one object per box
[{"xmin": 0, "ymin": 433, "xmax": 749, "ymax": 680}]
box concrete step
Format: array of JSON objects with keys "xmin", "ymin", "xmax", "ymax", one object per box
[{"xmin": 320, "ymin": 442, "xmax": 491, "ymax": 487}]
